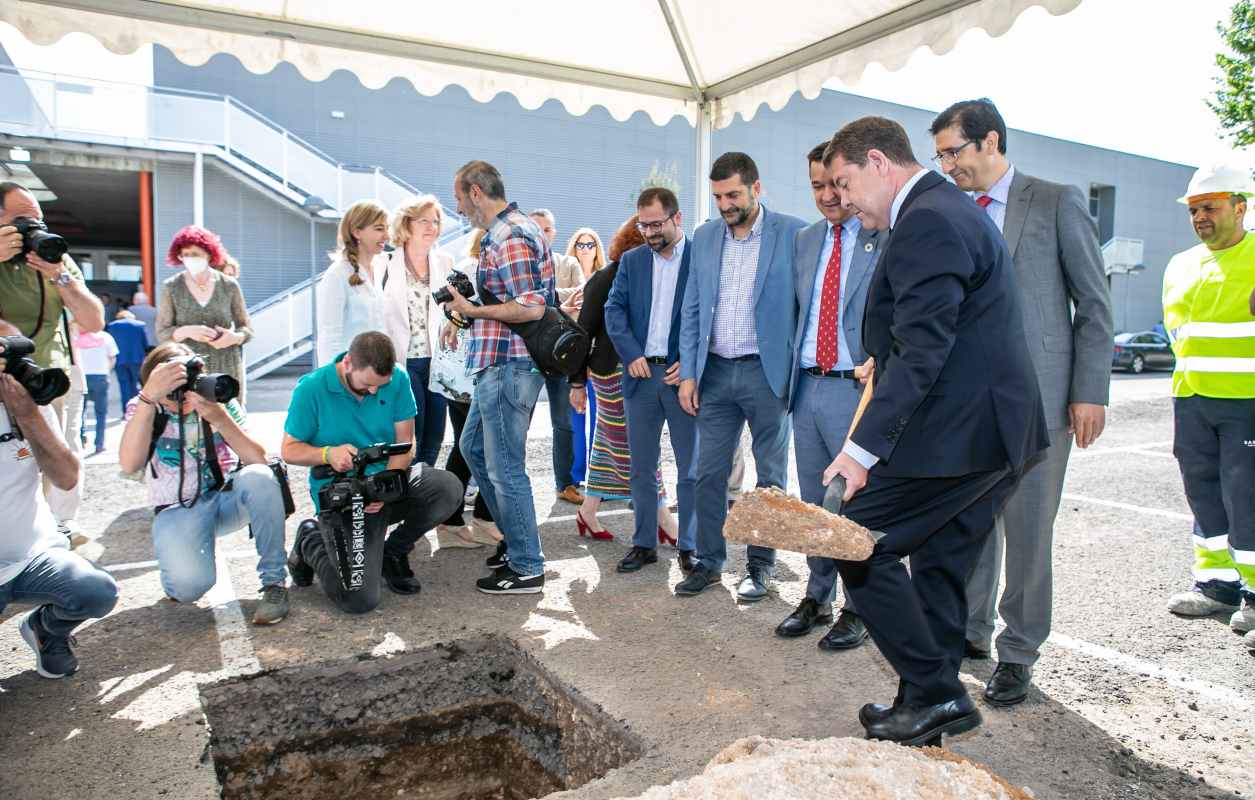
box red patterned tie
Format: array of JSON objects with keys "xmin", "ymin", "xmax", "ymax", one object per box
[
  {"xmin": 815, "ymin": 226, "xmax": 843, "ymax": 373},
  {"xmin": 976, "ymin": 195, "xmax": 993, "ymax": 209}
]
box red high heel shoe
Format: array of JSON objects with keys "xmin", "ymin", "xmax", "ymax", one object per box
[
  {"xmin": 657, "ymin": 526, "xmax": 677, "ymax": 547},
  {"xmin": 576, "ymin": 511, "xmax": 614, "ymax": 541}
]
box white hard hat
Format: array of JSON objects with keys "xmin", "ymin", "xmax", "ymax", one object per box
[{"xmin": 1178, "ymin": 159, "xmax": 1255, "ymax": 204}]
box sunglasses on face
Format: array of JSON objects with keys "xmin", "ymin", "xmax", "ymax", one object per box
[{"xmin": 574, "ymin": 241, "xmax": 597, "ymax": 250}]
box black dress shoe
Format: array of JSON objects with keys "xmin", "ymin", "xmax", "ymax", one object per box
[
  {"xmin": 617, "ymin": 546, "xmax": 658, "ymax": 573},
  {"xmin": 775, "ymin": 598, "xmax": 834, "ymax": 638},
  {"xmin": 674, "ymin": 566, "xmax": 720, "ymax": 596},
  {"xmin": 858, "ymin": 702, "xmax": 895, "ymax": 727},
  {"xmin": 983, "ymin": 662, "xmax": 1032, "ymax": 707},
  {"xmin": 678, "ymin": 549, "xmax": 698, "ymax": 574},
  {"xmin": 864, "ymin": 695, "xmax": 982, "ymax": 746},
  {"xmin": 287, "ymin": 520, "xmax": 317, "ymax": 587},
  {"xmin": 817, "ymin": 610, "xmax": 869, "ymax": 651},
  {"xmin": 381, "ymin": 553, "xmax": 422, "ymax": 595},
  {"xmin": 964, "ymin": 640, "xmax": 991, "ymax": 660}
]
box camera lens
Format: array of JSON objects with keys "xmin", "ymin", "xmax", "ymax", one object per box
[
  {"xmin": 8, "ymin": 357, "xmax": 70, "ymax": 405},
  {"xmin": 431, "ymin": 286, "xmax": 453, "ymax": 305},
  {"xmin": 192, "ymin": 373, "xmax": 240, "ymax": 403}
]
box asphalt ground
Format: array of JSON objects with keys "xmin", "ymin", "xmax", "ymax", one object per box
[{"xmin": 0, "ymin": 370, "xmax": 1251, "ymax": 799}]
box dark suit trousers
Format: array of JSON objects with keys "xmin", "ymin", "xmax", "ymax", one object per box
[{"xmin": 837, "ymin": 466, "xmax": 1019, "ymax": 706}]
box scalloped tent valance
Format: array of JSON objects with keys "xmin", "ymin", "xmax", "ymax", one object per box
[{"xmin": 2, "ymin": 0, "xmax": 1081, "ymax": 129}]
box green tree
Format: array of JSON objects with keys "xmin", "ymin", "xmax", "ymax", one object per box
[
  {"xmin": 1210, "ymin": 0, "xmax": 1255, "ymax": 146},
  {"xmin": 634, "ymin": 161, "xmax": 680, "ymax": 204}
]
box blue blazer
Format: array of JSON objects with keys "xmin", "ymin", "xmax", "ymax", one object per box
[
  {"xmin": 678, "ymin": 206, "xmax": 807, "ymax": 401},
  {"xmin": 604, "ymin": 240, "xmax": 692, "ymax": 399}
]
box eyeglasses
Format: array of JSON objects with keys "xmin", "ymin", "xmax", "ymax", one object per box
[
  {"xmin": 412, "ymin": 217, "xmax": 439, "ymax": 228},
  {"xmin": 931, "ymin": 140, "xmax": 975, "ymax": 165},
  {"xmin": 574, "ymin": 241, "xmax": 597, "ymax": 250},
  {"xmin": 635, "ymin": 218, "xmax": 673, "ymax": 233}
]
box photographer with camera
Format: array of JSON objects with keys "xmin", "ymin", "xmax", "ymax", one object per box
[
  {"xmin": 1, "ymin": 182, "xmax": 106, "ymax": 540},
  {"xmin": 0, "ymin": 322, "xmax": 118, "ymax": 679},
  {"xmin": 282, "ymin": 331, "xmax": 461, "ymax": 614},
  {"xmin": 118, "ymin": 342, "xmax": 291, "ymax": 625}
]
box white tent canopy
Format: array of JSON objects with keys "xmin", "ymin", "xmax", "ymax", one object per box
[{"xmin": 3, "ymin": 0, "xmax": 1081, "ymax": 217}]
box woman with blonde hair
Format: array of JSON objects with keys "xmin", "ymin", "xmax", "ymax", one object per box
[
  {"xmin": 316, "ymin": 200, "xmax": 389, "ymax": 365},
  {"xmin": 379, "ymin": 194, "xmax": 454, "ymax": 466},
  {"xmin": 562, "ymin": 226, "xmax": 607, "ymax": 492}
]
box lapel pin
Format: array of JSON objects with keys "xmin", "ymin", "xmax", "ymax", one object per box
[{"xmin": 864, "ymin": 242, "xmax": 874, "ymax": 252}]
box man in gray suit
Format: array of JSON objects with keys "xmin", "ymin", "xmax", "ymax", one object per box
[
  {"xmin": 930, "ymin": 99, "xmax": 1113, "ymax": 706},
  {"xmin": 774, "ymin": 141, "xmax": 879, "ymax": 650}
]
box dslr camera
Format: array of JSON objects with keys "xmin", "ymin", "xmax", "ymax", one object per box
[
  {"xmin": 10, "ymin": 217, "xmax": 69, "ymax": 264},
  {"xmin": 311, "ymin": 442, "xmax": 411, "ymax": 592},
  {"xmin": 0, "ymin": 335, "xmax": 70, "ymax": 405},
  {"xmin": 167, "ymin": 355, "xmax": 239, "ymax": 403},
  {"xmin": 431, "ymin": 270, "xmax": 475, "ymax": 306}
]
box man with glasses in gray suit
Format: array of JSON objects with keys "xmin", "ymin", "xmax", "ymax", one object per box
[{"xmin": 930, "ymin": 99, "xmax": 1113, "ymax": 707}]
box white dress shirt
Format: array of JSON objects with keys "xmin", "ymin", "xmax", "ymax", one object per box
[
  {"xmin": 645, "ymin": 237, "xmax": 686, "ymax": 357},
  {"xmin": 842, "ymin": 168, "xmax": 932, "ymax": 470},
  {"xmin": 800, "ymin": 216, "xmax": 861, "ymax": 370},
  {"xmin": 974, "ymin": 165, "xmax": 1015, "ymax": 232},
  {"xmin": 710, "ymin": 207, "xmax": 765, "ymax": 358}
]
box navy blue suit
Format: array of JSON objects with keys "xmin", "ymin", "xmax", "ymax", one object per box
[
  {"xmin": 837, "ymin": 171, "xmax": 1049, "ymax": 707},
  {"xmin": 106, "ymin": 317, "xmax": 148, "ymax": 414},
  {"xmin": 605, "ymin": 241, "xmax": 697, "ymax": 551}
]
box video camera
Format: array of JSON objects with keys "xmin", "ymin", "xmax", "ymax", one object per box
[
  {"xmin": 0, "ymin": 335, "xmax": 70, "ymax": 405},
  {"xmin": 311, "ymin": 442, "xmax": 411, "ymax": 593},
  {"xmin": 11, "ymin": 217, "xmax": 69, "ymax": 264},
  {"xmin": 168, "ymin": 355, "xmax": 239, "ymax": 403}
]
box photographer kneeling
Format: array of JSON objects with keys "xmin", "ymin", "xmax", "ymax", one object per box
[
  {"xmin": 282, "ymin": 331, "xmax": 461, "ymax": 614},
  {"xmin": 0, "ymin": 322, "xmax": 117, "ymax": 678},
  {"xmin": 118, "ymin": 343, "xmax": 290, "ymax": 625}
]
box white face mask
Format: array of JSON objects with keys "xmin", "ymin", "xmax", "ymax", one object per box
[{"xmin": 182, "ymin": 255, "xmax": 210, "ymax": 275}]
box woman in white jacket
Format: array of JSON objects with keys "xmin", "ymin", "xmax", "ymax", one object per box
[
  {"xmin": 378, "ymin": 194, "xmax": 453, "ymax": 466},
  {"xmin": 316, "ymin": 200, "xmax": 389, "ymax": 366}
]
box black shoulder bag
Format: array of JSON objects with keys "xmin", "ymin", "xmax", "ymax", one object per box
[{"xmin": 477, "ymin": 285, "xmax": 589, "ymax": 379}]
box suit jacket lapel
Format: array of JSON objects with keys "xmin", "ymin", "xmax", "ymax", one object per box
[
  {"xmin": 752, "ymin": 207, "xmax": 775, "ymax": 306},
  {"xmin": 1002, "ymin": 170, "xmax": 1032, "ymax": 259},
  {"xmin": 667, "ymin": 242, "xmax": 692, "ymax": 358},
  {"xmin": 843, "ymin": 227, "xmax": 878, "ymax": 318},
  {"xmin": 798, "ymin": 223, "xmax": 824, "ymax": 317}
]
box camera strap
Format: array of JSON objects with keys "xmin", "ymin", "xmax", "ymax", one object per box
[
  {"xmin": 202, "ymin": 418, "xmax": 225, "ymax": 492},
  {"xmin": 146, "ymin": 409, "xmax": 169, "ymax": 478}
]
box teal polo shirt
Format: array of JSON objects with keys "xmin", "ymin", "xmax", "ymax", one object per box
[{"xmin": 284, "ymin": 353, "xmax": 417, "ymax": 510}]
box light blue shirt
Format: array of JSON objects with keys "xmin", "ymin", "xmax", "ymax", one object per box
[
  {"xmin": 975, "ymin": 164, "xmax": 1015, "ymax": 232},
  {"xmin": 710, "ymin": 206, "xmax": 765, "ymax": 358},
  {"xmin": 800, "ymin": 216, "xmax": 862, "ymax": 370},
  {"xmin": 645, "ymin": 236, "xmax": 686, "ymax": 357}
]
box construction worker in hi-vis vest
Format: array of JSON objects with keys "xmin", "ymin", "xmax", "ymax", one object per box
[{"xmin": 1161, "ymin": 159, "xmax": 1255, "ymax": 653}]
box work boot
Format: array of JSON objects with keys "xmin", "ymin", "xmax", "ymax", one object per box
[
  {"xmin": 382, "ymin": 553, "xmax": 421, "ymax": 595},
  {"xmin": 1230, "ymin": 601, "xmax": 1255, "ymax": 633},
  {"xmin": 252, "ymin": 584, "xmax": 290, "ymax": 625},
  {"xmin": 1167, "ymin": 590, "xmax": 1238, "ymax": 617},
  {"xmin": 287, "ymin": 520, "xmax": 317, "ymax": 587},
  {"xmin": 20, "ymin": 608, "xmax": 79, "ymax": 679}
]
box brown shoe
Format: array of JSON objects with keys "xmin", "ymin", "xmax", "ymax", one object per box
[{"xmin": 558, "ymin": 485, "xmax": 585, "ymax": 504}]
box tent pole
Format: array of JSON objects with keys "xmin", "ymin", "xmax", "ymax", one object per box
[{"xmin": 694, "ymin": 101, "xmax": 712, "ymax": 227}]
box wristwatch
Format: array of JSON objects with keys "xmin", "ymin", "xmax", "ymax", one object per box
[{"xmin": 52, "ymin": 269, "xmax": 74, "ymax": 288}]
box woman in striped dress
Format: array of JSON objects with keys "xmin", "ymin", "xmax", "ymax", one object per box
[{"xmin": 568, "ymin": 216, "xmax": 677, "ymax": 543}]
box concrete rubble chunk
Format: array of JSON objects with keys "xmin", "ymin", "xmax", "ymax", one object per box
[{"xmin": 723, "ymin": 487, "xmax": 876, "ymax": 560}]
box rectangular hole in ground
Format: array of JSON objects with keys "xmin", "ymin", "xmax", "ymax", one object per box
[{"xmin": 199, "ymin": 635, "xmax": 644, "ymax": 799}]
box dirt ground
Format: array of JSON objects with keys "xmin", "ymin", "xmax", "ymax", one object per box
[{"xmin": 0, "ymin": 372, "xmax": 1251, "ymax": 800}]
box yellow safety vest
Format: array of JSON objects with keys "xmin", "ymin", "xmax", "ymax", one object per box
[{"xmin": 1161, "ymin": 233, "xmax": 1255, "ymax": 398}]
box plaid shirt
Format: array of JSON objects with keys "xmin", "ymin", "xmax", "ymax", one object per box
[
  {"xmin": 709, "ymin": 205, "xmax": 765, "ymax": 358},
  {"xmin": 467, "ymin": 202, "xmax": 555, "ymax": 371}
]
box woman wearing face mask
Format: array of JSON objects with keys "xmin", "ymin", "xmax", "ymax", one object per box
[
  {"xmin": 156, "ymin": 225, "xmax": 253, "ymax": 401},
  {"xmin": 379, "ymin": 195, "xmax": 452, "ymax": 467},
  {"xmin": 316, "ymin": 200, "xmax": 390, "ymax": 367}
]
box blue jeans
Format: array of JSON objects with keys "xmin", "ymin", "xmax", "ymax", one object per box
[
  {"xmin": 545, "ymin": 374, "xmax": 575, "ymax": 490},
  {"xmin": 694, "ymin": 355, "xmax": 790, "ymax": 573},
  {"xmin": 82, "ymin": 374, "xmax": 109, "ymax": 451},
  {"xmin": 462, "ymin": 361, "xmax": 545, "ymax": 577},
  {"xmin": 151, "ymin": 464, "xmax": 288, "ymax": 601},
  {"xmin": 0, "ymin": 547, "xmax": 118, "ymax": 636},
  {"xmin": 405, "ymin": 357, "xmax": 448, "ymax": 466},
  {"xmin": 571, "ymin": 384, "xmax": 596, "ymax": 486},
  {"xmin": 116, "ymin": 362, "xmax": 141, "ymax": 415},
  {"xmin": 624, "ymin": 364, "xmax": 697, "ymax": 550}
]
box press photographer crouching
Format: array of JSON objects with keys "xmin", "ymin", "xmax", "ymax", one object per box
[
  {"xmin": 0, "ymin": 322, "xmax": 118, "ymax": 679},
  {"xmin": 282, "ymin": 331, "xmax": 461, "ymax": 614},
  {"xmin": 118, "ymin": 342, "xmax": 291, "ymax": 625}
]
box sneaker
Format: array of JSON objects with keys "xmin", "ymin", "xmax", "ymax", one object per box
[
  {"xmin": 19, "ymin": 609, "xmax": 78, "ymax": 678},
  {"xmin": 252, "ymin": 584, "xmax": 290, "ymax": 625},
  {"xmin": 435, "ymin": 524, "xmax": 484, "ymax": 549},
  {"xmin": 1230, "ymin": 601, "xmax": 1255, "ymax": 633},
  {"xmin": 1167, "ymin": 590, "xmax": 1239, "ymax": 617},
  {"xmin": 736, "ymin": 566, "xmax": 771, "ymax": 602},
  {"xmin": 468, "ymin": 518, "xmax": 504, "ymax": 546},
  {"xmin": 485, "ymin": 540, "xmax": 509, "ymax": 570},
  {"xmin": 287, "ymin": 520, "xmax": 317, "ymax": 587},
  {"xmin": 477, "ymin": 564, "xmax": 544, "ymax": 595},
  {"xmin": 464, "ymin": 480, "xmax": 479, "ymax": 506},
  {"xmin": 382, "ymin": 553, "xmax": 421, "ymax": 595}
]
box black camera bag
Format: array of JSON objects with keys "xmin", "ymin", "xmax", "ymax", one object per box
[{"xmin": 476, "ymin": 285, "xmax": 589, "ymax": 379}]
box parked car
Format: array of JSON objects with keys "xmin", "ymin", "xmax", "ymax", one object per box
[{"xmin": 1112, "ymin": 331, "xmax": 1175, "ymax": 373}]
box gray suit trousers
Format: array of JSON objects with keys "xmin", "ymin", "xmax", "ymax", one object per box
[
  {"xmin": 965, "ymin": 426, "xmax": 1072, "ymax": 665},
  {"xmin": 792, "ymin": 372, "xmax": 861, "ymax": 610}
]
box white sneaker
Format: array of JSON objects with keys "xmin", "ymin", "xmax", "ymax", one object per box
[
  {"xmin": 435, "ymin": 525, "xmax": 483, "ymax": 549},
  {"xmin": 1244, "ymin": 629, "xmax": 1255, "ymax": 652},
  {"xmin": 468, "ymin": 518, "xmax": 503, "ymax": 546},
  {"xmin": 1167, "ymin": 591, "xmax": 1239, "ymax": 617},
  {"xmin": 1229, "ymin": 603, "xmax": 1255, "ymax": 633}
]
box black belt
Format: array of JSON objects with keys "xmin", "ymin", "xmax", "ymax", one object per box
[
  {"xmin": 644, "ymin": 356, "xmax": 669, "ymax": 365},
  {"xmin": 803, "ymin": 366, "xmax": 858, "ymax": 379},
  {"xmin": 713, "ymin": 353, "xmax": 760, "ymax": 362}
]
